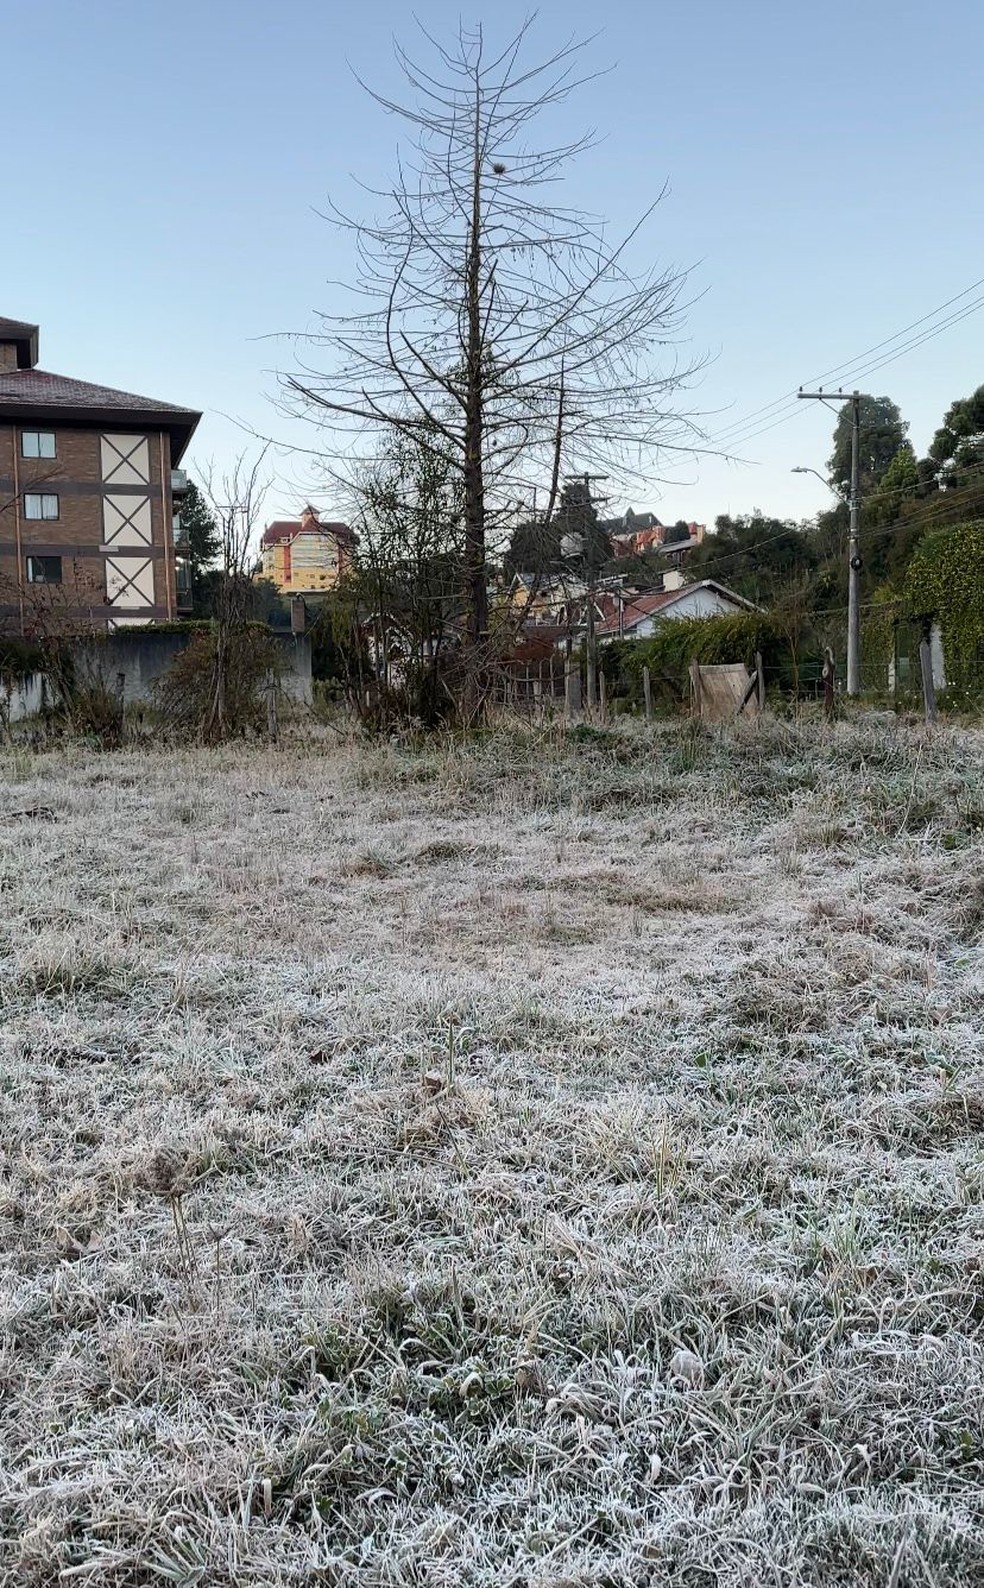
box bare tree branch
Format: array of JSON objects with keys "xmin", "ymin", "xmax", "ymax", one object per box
[{"xmin": 279, "ymin": 19, "xmax": 707, "ymax": 695}]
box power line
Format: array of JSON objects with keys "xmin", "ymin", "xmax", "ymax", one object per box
[
  {"xmin": 668, "ymin": 466, "xmax": 984, "ymax": 581},
  {"xmin": 715, "ymin": 294, "xmax": 984, "ymax": 458},
  {"xmin": 703, "ymin": 274, "xmax": 984, "ymax": 454},
  {"xmin": 706, "ymin": 275, "xmax": 984, "ymax": 448},
  {"xmin": 701, "ymin": 289, "xmax": 984, "ymax": 465}
]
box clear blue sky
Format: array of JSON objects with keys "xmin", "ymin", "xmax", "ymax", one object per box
[{"xmin": 4, "ymin": 0, "xmax": 983, "ymax": 531}]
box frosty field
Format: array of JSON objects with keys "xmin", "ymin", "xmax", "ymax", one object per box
[{"xmin": 1, "ymin": 717, "xmax": 983, "ymax": 1586}]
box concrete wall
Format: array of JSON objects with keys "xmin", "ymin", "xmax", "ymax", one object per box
[
  {"xmin": 3, "ymin": 670, "xmax": 48, "ymax": 723},
  {"xmin": 273, "ymin": 632, "xmax": 312, "ymax": 704},
  {"xmin": 80, "ymin": 629, "xmax": 311, "ymax": 707},
  {"xmin": 5, "ymin": 628, "xmax": 313, "ymax": 720}
]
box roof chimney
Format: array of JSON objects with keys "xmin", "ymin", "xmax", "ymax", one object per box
[{"xmin": 0, "ymin": 316, "xmax": 39, "ymax": 372}]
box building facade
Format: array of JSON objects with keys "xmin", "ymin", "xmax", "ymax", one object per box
[
  {"xmin": 259, "ymin": 507, "xmax": 354, "ymax": 596},
  {"xmin": 608, "ymin": 513, "xmax": 706, "ymax": 561},
  {"xmin": 0, "ymin": 315, "xmax": 200, "ymax": 635},
  {"xmin": 595, "ymin": 578, "xmax": 758, "ymax": 640}
]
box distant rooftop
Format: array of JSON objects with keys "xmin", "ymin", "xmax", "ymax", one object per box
[{"xmin": 261, "ymin": 512, "xmax": 355, "ymax": 548}]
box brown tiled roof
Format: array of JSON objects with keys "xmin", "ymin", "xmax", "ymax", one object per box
[
  {"xmin": 595, "ymin": 580, "xmax": 756, "ymax": 637},
  {"xmin": 262, "ymin": 520, "xmax": 298, "ymax": 547},
  {"xmin": 508, "ymin": 624, "xmax": 569, "ymax": 663},
  {"xmin": 0, "ymin": 366, "xmax": 200, "ymax": 461},
  {"xmin": 261, "ymin": 517, "xmax": 354, "ymax": 547},
  {"xmin": 596, "ymin": 590, "xmax": 679, "ymax": 636},
  {"xmin": 0, "ymin": 367, "xmax": 198, "ymax": 414}
]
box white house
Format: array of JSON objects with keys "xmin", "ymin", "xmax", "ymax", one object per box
[{"xmin": 595, "ymin": 574, "xmax": 758, "ymax": 640}]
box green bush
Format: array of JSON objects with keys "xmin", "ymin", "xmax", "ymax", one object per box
[
  {"xmin": 0, "ymin": 637, "xmax": 44, "ymax": 682},
  {"xmin": 600, "ymin": 613, "xmax": 820, "ymax": 709},
  {"xmin": 904, "ymin": 521, "xmax": 984, "ymax": 702}
]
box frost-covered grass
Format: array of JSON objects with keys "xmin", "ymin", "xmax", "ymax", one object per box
[{"xmin": 1, "ymin": 715, "xmax": 984, "ymax": 1586}]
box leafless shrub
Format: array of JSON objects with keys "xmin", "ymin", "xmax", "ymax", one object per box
[{"xmin": 155, "ymin": 626, "xmax": 285, "ymax": 742}]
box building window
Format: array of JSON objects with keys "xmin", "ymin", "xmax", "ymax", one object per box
[
  {"xmin": 23, "ymin": 493, "xmax": 59, "ymax": 520},
  {"xmin": 21, "ymin": 431, "xmax": 57, "ymax": 459},
  {"xmin": 26, "ymin": 555, "xmax": 62, "ymax": 584}
]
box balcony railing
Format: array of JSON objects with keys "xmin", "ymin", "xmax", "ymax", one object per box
[{"xmin": 175, "ymin": 554, "xmax": 193, "ymax": 608}]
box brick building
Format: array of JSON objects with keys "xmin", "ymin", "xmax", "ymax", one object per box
[{"xmin": 0, "ymin": 315, "xmax": 200, "ymax": 635}]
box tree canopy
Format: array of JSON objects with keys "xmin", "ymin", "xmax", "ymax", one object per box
[
  {"xmin": 827, "ymin": 395, "xmax": 907, "ymax": 496},
  {"xmin": 177, "ymin": 481, "xmax": 221, "ymax": 616},
  {"xmin": 683, "ymin": 514, "xmax": 816, "ymax": 606},
  {"xmin": 928, "ymin": 383, "xmax": 984, "ymax": 482}
]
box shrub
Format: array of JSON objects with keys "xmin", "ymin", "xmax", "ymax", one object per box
[
  {"xmin": 0, "ymin": 637, "xmax": 44, "ymax": 683},
  {"xmin": 156, "ymin": 626, "xmax": 285, "ymax": 741},
  {"xmin": 601, "ymin": 613, "xmax": 820, "ymax": 709},
  {"xmin": 904, "ymin": 520, "xmax": 984, "ymax": 703},
  {"xmin": 2, "ymin": 634, "xmax": 127, "ymax": 748}
]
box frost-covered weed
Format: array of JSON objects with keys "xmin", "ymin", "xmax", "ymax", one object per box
[{"xmin": 1, "ymin": 717, "xmax": 983, "ymax": 1584}]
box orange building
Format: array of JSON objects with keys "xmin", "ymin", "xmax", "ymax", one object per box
[{"xmin": 259, "ymin": 506, "xmax": 355, "ymax": 596}]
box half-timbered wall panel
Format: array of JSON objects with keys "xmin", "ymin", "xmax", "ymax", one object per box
[
  {"xmin": 103, "ymin": 494, "xmax": 153, "ymax": 546},
  {"xmin": 101, "ymin": 434, "xmax": 150, "ymax": 486},
  {"xmin": 105, "ymin": 554, "xmax": 156, "ymax": 608}
]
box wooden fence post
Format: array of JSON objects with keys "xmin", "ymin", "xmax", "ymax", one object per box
[
  {"xmin": 822, "ymin": 648, "xmax": 836, "ymax": 721},
  {"xmin": 892, "ymin": 623, "xmax": 900, "ymax": 708},
  {"xmin": 643, "ymin": 666, "xmax": 653, "ymax": 723},
  {"xmin": 266, "ymin": 673, "xmax": 279, "ymax": 741},
  {"xmin": 919, "ymin": 628, "xmax": 938, "ymax": 725},
  {"xmin": 689, "ymin": 660, "xmax": 703, "ymax": 718},
  {"xmin": 598, "ymin": 668, "xmax": 607, "ymax": 724},
  {"xmin": 565, "ymin": 659, "xmax": 582, "ymax": 722},
  {"xmin": 586, "ymin": 649, "xmax": 597, "ymax": 717},
  {"xmin": 755, "ymin": 651, "xmax": 766, "ymax": 712}
]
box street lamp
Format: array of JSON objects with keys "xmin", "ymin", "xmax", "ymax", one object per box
[
  {"xmin": 790, "ymin": 465, "xmax": 826, "ymax": 488},
  {"xmin": 791, "ymin": 466, "xmax": 849, "ymax": 500}
]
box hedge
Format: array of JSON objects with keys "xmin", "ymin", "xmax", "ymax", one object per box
[
  {"xmin": 0, "ymin": 637, "xmax": 44, "ymax": 682},
  {"xmin": 599, "ymin": 613, "xmax": 820, "ymax": 709},
  {"xmin": 903, "ymin": 521, "xmax": 984, "ymax": 702}
]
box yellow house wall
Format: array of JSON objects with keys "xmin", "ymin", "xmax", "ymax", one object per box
[{"xmin": 259, "ymin": 532, "xmax": 342, "ymax": 595}]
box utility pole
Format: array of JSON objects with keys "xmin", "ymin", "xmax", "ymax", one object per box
[{"xmin": 798, "ymin": 389, "xmax": 862, "ymax": 695}]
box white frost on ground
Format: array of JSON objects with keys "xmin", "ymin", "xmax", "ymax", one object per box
[{"xmin": 1, "ymin": 716, "xmax": 983, "ymax": 1585}]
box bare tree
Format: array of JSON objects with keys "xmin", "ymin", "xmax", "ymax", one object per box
[
  {"xmin": 193, "ymin": 447, "xmax": 273, "ymax": 740},
  {"xmin": 283, "ymin": 20, "xmax": 702, "ymax": 690},
  {"xmin": 198, "ymin": 447, "xmax": 271, "ymax": 600}
]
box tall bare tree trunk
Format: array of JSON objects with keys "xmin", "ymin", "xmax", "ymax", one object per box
[{"xmin": 464, "ymin": 79, "xmax": 488, "ymax": 649}]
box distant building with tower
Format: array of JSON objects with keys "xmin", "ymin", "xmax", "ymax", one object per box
[{"xmin": 259, "ymin": 506, "xmax": 355, "ymax": 596}]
